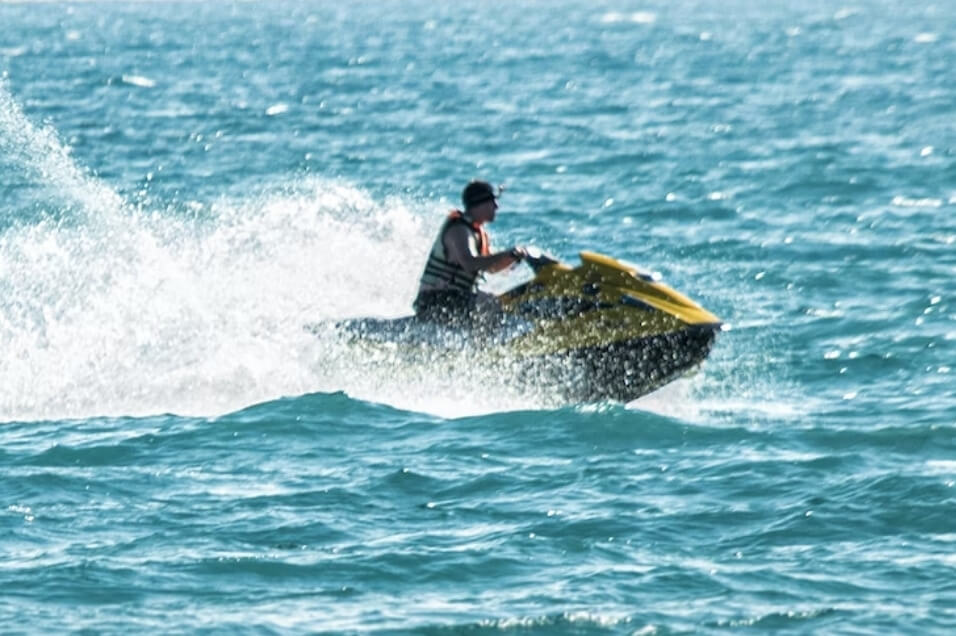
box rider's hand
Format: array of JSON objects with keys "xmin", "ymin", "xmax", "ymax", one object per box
[{"xmin": 510, "ymin": 246, "xmax": 528, "ymax": 262}]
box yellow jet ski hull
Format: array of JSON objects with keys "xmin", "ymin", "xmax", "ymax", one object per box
[
  {"xmin": 496, "ymin": 251, "xmax": 721, "ymax": 401},
  {"xmin": 332, "ymin": 251, "xmax": 721, "ymax": 404}
]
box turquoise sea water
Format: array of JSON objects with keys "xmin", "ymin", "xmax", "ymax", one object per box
[{"xmin": 2, "ymin": 1, "xmax": 954, "ymax": 632}]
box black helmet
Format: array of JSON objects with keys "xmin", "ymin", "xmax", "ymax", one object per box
[{"xmin": 462, "ymin": 180, "xmax": 496, "ymax": 210}]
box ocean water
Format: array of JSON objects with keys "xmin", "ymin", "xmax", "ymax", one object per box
[{"xmin": 1, "ymin": 0, "xmax": 954, "ymax": 632}]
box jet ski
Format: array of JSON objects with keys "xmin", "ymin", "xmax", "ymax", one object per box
[{"xmin": 331, "ymin": 250, "xmax": 722, "ymax": 404}]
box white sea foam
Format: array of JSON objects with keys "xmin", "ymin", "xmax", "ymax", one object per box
[
  {"xmin": 121, "ymin": 74, "xmax": 156, "ymax": 88},
  {"xmin": 0, "ymin": 175, "xmax": 446, "ymax": 419},
  {"xmin": 925, "ymin": 460, "xmax": 956, "ymax": 475},
  {"xmin": 834, "ymin": 8, "xmax": 862, "ymax": 21},
  {"xmin": 0, "ymin": 81, "xmax": 124, "ymax": 218},
  {"xmin": 892, "ymin": 195, "xmax": 943, "ymax": 208},
  {"xmin": 628, "ymin": 378, "xmax": 701, "ymax": 421},
  {"xmin": 0, "ymin": 46, "xmax": 28, "ymax": 57},
  {"xmin": 0, "ymin": 82, "xmax": 563, "ymax": 420},
  {"xmin": 600, "ymin": 12, "xmax": 656, "ymax": 25}
]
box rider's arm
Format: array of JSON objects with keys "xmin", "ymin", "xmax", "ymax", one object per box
[{"xmin": 443, "ymin": 223, "xmax": 524, "ymax": 274}]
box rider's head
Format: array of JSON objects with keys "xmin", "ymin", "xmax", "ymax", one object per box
[{"xmin": 462, "ymin": 180, "xmax": 498, "ymax": 223}]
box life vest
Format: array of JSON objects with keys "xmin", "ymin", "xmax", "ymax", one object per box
[{"xmin": 416, "ymin": 210, "xmax": 490, "ymax": 295}]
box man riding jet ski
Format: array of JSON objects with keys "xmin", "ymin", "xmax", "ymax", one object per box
[
  {"xmin": 335, "ymin": 180, "xmax": 722, "ymax": 403},
  {"xmin": 413, "ymin": 179, "xmax": 528, "ymax": 326}
]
